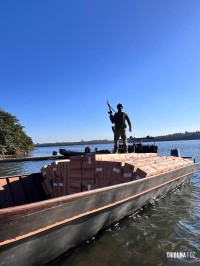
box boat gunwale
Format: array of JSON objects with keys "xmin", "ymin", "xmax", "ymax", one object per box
[{"xmin": 0, "ymin": 162, "xmax": 199, "ymax": 218}]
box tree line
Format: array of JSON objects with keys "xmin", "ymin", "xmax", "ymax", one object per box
[
  {"xmin": 34, "ymin": 139, "xmax": 113, "ymax": 147},
  {"xmin": 0, "ymin": 109, "xmax": 34, "ymax": 154},
  {"xmin": 154, "ymin": 131, "xmax": 200, "ymax": 141}
]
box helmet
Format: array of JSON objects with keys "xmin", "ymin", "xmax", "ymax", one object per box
[{"xmin": 117, "ymin": 103, "xmax": 123, "ymax": 109}]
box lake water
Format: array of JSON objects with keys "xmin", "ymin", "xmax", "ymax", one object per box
[{"xmin": 0, "ymin": 140, "xmax": 200, "ymax": 266}]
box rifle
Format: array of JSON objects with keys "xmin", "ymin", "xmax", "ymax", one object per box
[
  {"xmin": 107, "ymin": 100, "xmax": 115, "ymax": 115},
  {"xmin": 107, "ymin": 101, "xmax": 115, "ymax": 133}
]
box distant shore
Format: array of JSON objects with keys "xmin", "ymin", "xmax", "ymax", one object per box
[{"xmin": 34, "ymin": 136, "xmax": 200, "ymax": 147}]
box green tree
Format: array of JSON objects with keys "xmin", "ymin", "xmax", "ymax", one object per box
[{"xmin": 0, "ymin": 109, "xmax": 33, "ymax": 154}]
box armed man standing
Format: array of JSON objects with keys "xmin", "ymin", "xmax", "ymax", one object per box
[{"xmin": 108, "ymin": 102, "xmax": 132, "ymax": 153}]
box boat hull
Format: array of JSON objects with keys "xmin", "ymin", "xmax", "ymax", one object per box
[
  {"xmin": 59, "ymin": 149, "xmax": 111, "ymax": 158},
  {"xmin": 0, "ymin": 163, "xmax": 198, "ymax": 266}
]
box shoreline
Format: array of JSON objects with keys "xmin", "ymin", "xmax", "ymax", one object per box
[{"xmin": 0, "ymin": 155, "xmax": 64, "ymax": 163}]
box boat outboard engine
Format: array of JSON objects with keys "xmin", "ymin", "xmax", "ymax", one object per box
[{"xmin": 170, "ymin": 149, "xmax": 180, "ymax": 157}]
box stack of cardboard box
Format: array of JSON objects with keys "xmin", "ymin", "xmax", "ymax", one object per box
[
  {"xmin": 40, "ymin": 153, "xmax": 183, "ymax": 198},
  {"xmin": 51, "ymin": 159, "xmax": 70, "ymax": 196},
  {"xmin": 82, "ymin": 154, "xmax": 96, "ymax": 191},
  {"xmin": 41, "ymin": 159, "xmax": 70, "ymax": 198},
  {"xmin": 68, "ymin": 156, "xmax": 82, "ymax": 194},
  {"xmin": 41, "ymin": 165, "xmax": 54, "ymax": 198}
]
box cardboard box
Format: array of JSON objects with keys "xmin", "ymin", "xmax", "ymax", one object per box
[
  {"xmin": 68, "ymin": 156, "xmax": 82, "ymax": 194},
  {"xmin": 135, "ymin": 164, "xmax": 159, "ymax": 179},
  {"xmin": 122, "ymin": 162, "xmax": 135, "ymax": 183},
  {"xmin": 42, "ymin": 178, "xmax": 53, "ymax": 197},
  {"xmin": 68, "ymin": 181, "xmax": 81, "ymax": 194},
  {"xmin": 40, "ymin": 165, "xmax": 54, "ymax": 197},
  {"xmin": 112, "ymin": 161, "xmax": 122, "ymax": 185},
  {"xmin": 95, "ymin": 160, "xmax": 113, "ymax": 187},
  {"xmin": 51, "ymin": 160, "xmax": 70, "ymax": 196},
  {"xmin": 69, "ymin": 156, "xmax": 82, "ymax": 179}
]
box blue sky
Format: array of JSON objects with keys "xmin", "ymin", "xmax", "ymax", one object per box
[{"xmin": 1, "ymin": 0, "xmax": 200, "ymax": 144}]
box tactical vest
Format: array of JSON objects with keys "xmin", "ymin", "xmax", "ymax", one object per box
[{"xmin": 114, "ymin": 112, "xmax": 127, "ymax": 128}]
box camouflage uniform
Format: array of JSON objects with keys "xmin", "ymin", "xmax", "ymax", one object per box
[{"xmin": 109, "ymin": 104, "xmax": 132, "ymax": 153}]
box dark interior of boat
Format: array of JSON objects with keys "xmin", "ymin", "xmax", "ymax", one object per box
[{"xmin": 0, "ymin": 173, "xmax": 48, "ymax": 209}]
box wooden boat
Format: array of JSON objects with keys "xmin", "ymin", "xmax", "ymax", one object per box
[{"xmin": 0, "ymin": 153, "xmax": 198, "ymax": 266}]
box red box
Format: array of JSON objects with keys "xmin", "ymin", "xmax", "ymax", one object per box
[
  {"xmin": 68, "ymin": 180, "xmax": 81, "ymax": 194},
  {"xmin": 42, "ymin": 178, "xmax": 53, "ymax": 197},
  {"xmin": 122, "ymin": 162, "xmax": 135, "ymax": 183},
  {"xmin": 68, "ymin": 156, "xmax": 82, "ymax": 194},
  {"xmin": 95, "ymin": 161, "xmax": 113, "ymax": 188},
  {"xmin": 135, "ymin": 165, "xmax": 159, "ymax": 179},
  {"xmin": 112, "ymin": 161, "xmax": 122, "ymax": 185},
  {"xmin": 52, "ymin": 160, "xmax": 70, "ymax": 196}
]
